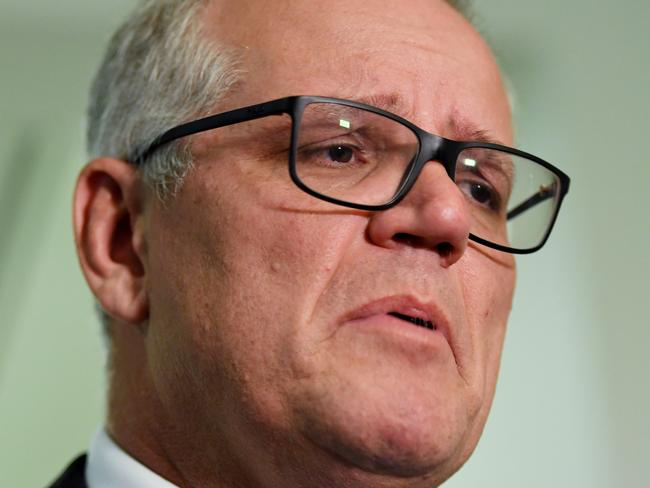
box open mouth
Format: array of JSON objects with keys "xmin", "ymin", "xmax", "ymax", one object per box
[{"xmin": 388, "ymin": 312, "xmax": 437, "ymax": 331}]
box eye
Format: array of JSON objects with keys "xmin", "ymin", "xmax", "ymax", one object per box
[
  {"xmin": 327, "ymin": 145, "xmax": 355, "ymax": 163},
  {"xmin": 458, "ymin": 180, "xmax": 501, "ymax": 211},
  {"xmin": 297, "ymin": 139, "xmax": 370, "ymax": 171}
]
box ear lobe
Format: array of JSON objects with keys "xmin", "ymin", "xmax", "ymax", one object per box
[{"xmin": 73, "ymin": 158, "xmax": 149, "ymax": 324}]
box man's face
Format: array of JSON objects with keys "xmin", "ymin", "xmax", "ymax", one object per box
[{"xmin": 143, "ymin": 0, "xmax": 515, "ymax": 484}]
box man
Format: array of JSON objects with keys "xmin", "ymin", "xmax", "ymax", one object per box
[{"xmin": 51, "ymin": 0, "xmax": 569, "ymax": 486}]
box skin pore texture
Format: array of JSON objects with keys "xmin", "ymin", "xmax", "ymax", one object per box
[{"xmin": 74, "ymin": 0, "xmax": 516, "ymax": 487}]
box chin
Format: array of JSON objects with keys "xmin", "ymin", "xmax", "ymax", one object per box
[
  {"xmin": 338, "ymin": 425, "xmax": 463, "ymax": 479},
  {"xmin": 296, "ymin": 386, "xmax": 476, "ymax": 483}
]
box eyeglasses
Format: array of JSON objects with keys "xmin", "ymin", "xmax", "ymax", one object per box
[{"xmin": 133, "ymin": 96, "xmax": 570, "ymax": 254}]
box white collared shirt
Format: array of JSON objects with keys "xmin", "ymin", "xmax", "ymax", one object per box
[{"xmin": 86, "ymin": 427, "xmax": 179, "ymax": 488}]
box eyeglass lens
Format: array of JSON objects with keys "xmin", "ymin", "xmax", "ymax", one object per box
[{"xmin": 294, "ymin": 102, "xmax": 562, "ymax": 251}]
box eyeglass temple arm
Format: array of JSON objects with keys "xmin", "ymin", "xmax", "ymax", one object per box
[
  {"xmin": 132, "ymin": 97, "xmax": 292, "ymax": 164},
  {"xmin": 507, "ymin": 184, "xmax": 556, "ymax": 221}
]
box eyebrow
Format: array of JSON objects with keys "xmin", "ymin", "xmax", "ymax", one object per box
[{"xmin": 453, "ymin": 125, "xmax": 507, "ymax": 147}]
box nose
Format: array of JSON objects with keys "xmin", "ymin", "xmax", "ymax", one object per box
[{"xmin": 366, "ymin": 162, "xmax": 471, "ymax": 267}]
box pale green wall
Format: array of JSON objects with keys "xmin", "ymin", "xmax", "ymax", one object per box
[
  {"xmin": 0, "ymin": 2, "xmax": 133, "ymax": 486},
  {"xmin": 0, "ymin": 1, "xmax": 648, "ymax": 486}
]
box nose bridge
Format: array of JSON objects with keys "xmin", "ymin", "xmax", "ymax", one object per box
[
  {"xmin": 391, "ymin": 129, "xmax": 464, "ymax": 217},
  {"xmin": 414, "ymin": 131, "xmax": 455, "ymax": 183},
  {"xmin": 407, "ymin": 156, "xmax": 462, "ymax": 210}
]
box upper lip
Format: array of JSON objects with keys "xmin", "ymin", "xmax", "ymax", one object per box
[{"xmin": 341, "ymin": 295, "xmax": 452, "ymax": 343}]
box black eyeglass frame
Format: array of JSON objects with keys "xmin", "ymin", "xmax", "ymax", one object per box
[{"xmin": 132, "ymin": 95, "xmax": 571, "ymax": 254}]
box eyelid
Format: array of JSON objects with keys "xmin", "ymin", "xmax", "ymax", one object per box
[
  {"xmin": 297, "ymin": 129, "xmax": 366, "ymax": 149},
  {"xmin": 459, "ymin": 151, "xmax": 513, "ymax": 187}
]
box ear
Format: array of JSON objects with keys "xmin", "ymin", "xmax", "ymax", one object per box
[{"xmin": 73, "ymin": 158, "xmax": 149, "ymax": 324}]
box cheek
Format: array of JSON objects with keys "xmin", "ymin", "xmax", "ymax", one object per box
[
  {"xmin": 458, "ymin": 250, "xmax": 515, "ymax": 385},
  {"xmin": 450, "ymin": 251, "xmax": 515, "ymax": 451},
  {"xmin": 145, "ymin": 172, "xmax": 361, "ymax": 423}
]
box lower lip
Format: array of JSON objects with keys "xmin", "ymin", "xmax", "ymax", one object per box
[{"xmin": 342, "ymin": 313, "xmax": 447, "ymax": 349}]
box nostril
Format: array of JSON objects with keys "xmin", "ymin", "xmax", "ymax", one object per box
[
  {"xmin": 394, "ymin": 233, "xmax": 429, "ymax": 249},
  {"xmin": 435, "ymin": 242, "xmax": 453, "ymax": 259},
  {"xmin": 394, "ymin": 233, "xmax": 416, "ymax": 246},
  {"xmin": 394, "ymin": 234, "xmax": 456, "ymax": 258}
]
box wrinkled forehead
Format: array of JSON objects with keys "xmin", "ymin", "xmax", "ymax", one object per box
[{"xmin": 200, "ymin": 0, "xmax": 511, "ymax": 142}]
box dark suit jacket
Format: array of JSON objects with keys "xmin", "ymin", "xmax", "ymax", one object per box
[{"xmin": 48, "ymin": 455, "xmax": 88, "ymax": 488}]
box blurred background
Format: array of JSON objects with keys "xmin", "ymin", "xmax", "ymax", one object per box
[{"xmin": 0, "ymin": 0, "xmax": 648, "ymax": 486}]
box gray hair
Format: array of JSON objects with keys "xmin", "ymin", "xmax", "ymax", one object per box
[
  {"xmin": 87, "ymin": 0, "xmax": 241, "ymax": 198},
  {"xmin": 87, "ymin": 0, "xmax": 473, "ymax": 339}
]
